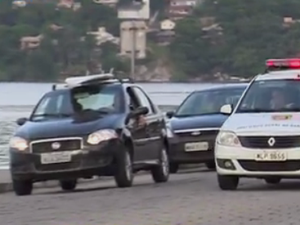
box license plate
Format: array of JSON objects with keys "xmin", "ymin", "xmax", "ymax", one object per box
[
  {"xmin": 255, "ymin": 151, "xmax": 287, "ymax": 161},
  {"xmin": 185, "ymin": 142, "xmax": 208, "ymax": 152},
  {"xmin": 41, "ymin": 152, "xmax": 72, "ymax": 164}
]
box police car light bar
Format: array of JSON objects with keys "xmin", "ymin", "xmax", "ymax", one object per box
[{"xmin": 266, "ymin": 58, "xmax": 300, "ymax": 70}]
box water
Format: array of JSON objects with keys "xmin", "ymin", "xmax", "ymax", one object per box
[{"xmin": 0, "ymin": 82, "xmax": 227, "ymax": 169}]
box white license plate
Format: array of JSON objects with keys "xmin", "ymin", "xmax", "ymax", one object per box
[
  {"xmin": 185, "ymin": 142, "xmax": 208, "ymax": 152},
  {"xmin": 255, "ymin": 151, "xmax": 287, "ymax": 161},
  {"xmin": 41, "ymin": 152, "xmax": 72, "ymax": 164}
]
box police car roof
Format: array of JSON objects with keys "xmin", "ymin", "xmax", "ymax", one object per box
[{"xmin": 256, "ymin": 69, "xmax": 300, "ymax": 81}]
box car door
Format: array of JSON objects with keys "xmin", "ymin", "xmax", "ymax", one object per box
[
  {"xmin": 131, "ymin": 86, "xmax": 162, "ymax": 161},
  {"xmin": 125, "ymin": 87, "xmax": 149, "ymax": 162}
]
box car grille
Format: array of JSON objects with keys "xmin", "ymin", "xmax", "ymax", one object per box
[
  {"xmin": 176, "ymin": 130, "xmax": 219, "ymax": 139},
  {"xmin": 174, "ymin": 129, "xmax": 219, "ymax": 150},
  {"xmin": 238, "ymin": 160, "xmax": 300, "ymax": 172},
  {"xmin": 238, "ymin": 136, "xmax": 300, "ymax": 148},
  {"xmin": 35, "ymin": 160, "xmax": 81, "ymax": 172},
  {"xmin": 31, "ymin": 138, "xmax": 82, "ymax": 154}
]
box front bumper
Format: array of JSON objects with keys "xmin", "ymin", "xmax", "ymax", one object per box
[
  {"xmin": 215, "ymin": 144, "xmax": 300, "ymax": 177},
  {"xmin": 168, "ymin": 138, "xmax": 214, "ymax": 164},
  {"xmin": 10, "ymin": 139, "xmax": 123, "ymax": 181}
]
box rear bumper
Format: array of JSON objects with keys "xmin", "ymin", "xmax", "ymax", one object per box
[
  {"xmin": 10, "ymin": 140, "xmax": 123, "ymax": 182},
  {"xmin": 168, "ymin": 138, "xmax": 214, "ymax": 164}
]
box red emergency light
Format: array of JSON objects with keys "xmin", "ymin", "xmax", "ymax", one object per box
[{"xmin": 266, "ymin": 58, "xmax": 300, "ymax": 71}]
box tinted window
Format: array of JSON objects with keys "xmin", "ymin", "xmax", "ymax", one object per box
[
  {"xmin": 31, "ymin": 84, "xmax": 123, "ymax": 120},
  {"xmin": 236, "ymin": 79, "xmax": 300, "ymax": 113},
  {"xmin": 132, "ymin": 87, "xmax": 154, "ymax": 114},
  {"xmin": 175, "ymin": 88, "xmax": 244, "ymax": 117}
]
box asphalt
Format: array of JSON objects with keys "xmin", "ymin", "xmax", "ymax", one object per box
[{"xmin": 1, "ymin": 167, "xmax": 300, "ymax": 225}]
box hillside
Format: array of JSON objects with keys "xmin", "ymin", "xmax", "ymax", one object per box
[{"xmin": 1, "ymin": 0, "xmax": 300, "ymax": 82}]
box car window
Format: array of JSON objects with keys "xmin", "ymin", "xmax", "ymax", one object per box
[
  {"xmin": 31, "ymin": 84, "xmax": 123, "ymax": 120},
  {"xmin": 236, "ymin": 79, "xmax": 300, "ymax": 113},
  {"xmin": 132, "ymin": 87, "xmax": 154, "ymax": 114},
  {"xmin": 175, "ymin": 88, "xmax": 244, "ymax": 117},
  {"xmin": 33, "ymin": 94, "xmax": 64, "ymax": 115}
]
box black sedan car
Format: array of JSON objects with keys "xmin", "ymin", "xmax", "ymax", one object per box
[
  {"xmin": 165, "ymin": 83, "xmax": 248, "ymax": 173},
  {"xmin": 9, "ymin": 74, "xmax": 169, "ymax": 196}
]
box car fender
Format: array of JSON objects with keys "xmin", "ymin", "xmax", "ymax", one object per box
[{"xmin": 119, "ymin": 127, "xmax": 134, "ymax": 158}]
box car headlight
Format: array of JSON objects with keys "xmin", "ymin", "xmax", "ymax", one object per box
[
  {"xmin": 165, "ymin": 122, "xmax": 174, "ymax": 138},
  {"xmin": 87, "ymin": 129, "xmax": 117, "ymax": 145},
  {"xmin": 216, "ymin": 131, "xmax": 240, "ymax": 147},
  {"xmin": 9, "ymin": 137, "xmax": 29, "ymax": 151}
]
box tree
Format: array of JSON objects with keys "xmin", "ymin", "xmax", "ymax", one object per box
[{"xmin": 169, "ymin": 0, "xmax": 300, "ymax": 80}]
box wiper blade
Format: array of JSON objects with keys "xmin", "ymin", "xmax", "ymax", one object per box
[
  {"xmin": 32, "ymin": 113, "xmax": 72, "ymax": 118},
  {"xmin": 238, "ymin": 108, "xmax": 274, "ymax": 113}
]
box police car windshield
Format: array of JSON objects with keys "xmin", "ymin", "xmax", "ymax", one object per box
[
  {"xmin": 175, "ymin": 88, "xmax": 244, "ymax": 117},
  {"xmin": 236, "ymin": 79, "xmax": 300, "ymax": 113},
  {"xmin": 31, "ymin": 84, "xmax": 123, "ymax": 120}
]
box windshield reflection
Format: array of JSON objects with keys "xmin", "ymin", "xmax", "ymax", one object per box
[
  {"xmin": 175, "ymin": 88, "xmax": 244, "ymax": 117},
  {"xmin": 30, "ymin": 84, "xmax": 123, "ymax": 121}
]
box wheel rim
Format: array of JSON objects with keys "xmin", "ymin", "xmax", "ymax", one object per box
[
  {"xmin": 125, "ymin": 152, "xmax": 132, "ymax": 180},
  {"xmin": 161, "ymin": 149, "xmax": 169, "ymax": 176}
]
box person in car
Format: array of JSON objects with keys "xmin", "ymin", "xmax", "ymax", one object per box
[{"xmin": 270, "ymin": 88, "xmax": 294, "ymax": 109}]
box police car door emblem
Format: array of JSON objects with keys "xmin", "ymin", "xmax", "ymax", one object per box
[
  {"xmin": 268, "ymin": 137, "xmax": 275, "ymax": 147},
  {"xmin": 191, "ymin": 131, "xmax": 201, "ymax": 136},
  {"xmin": 51, "ymin": 142, "xmax": 61, "ymax": 150}
]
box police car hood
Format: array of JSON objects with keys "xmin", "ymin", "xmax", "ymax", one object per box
[{"xmin": 222, "ymin": 113, "xmax": 300, "ymax": 134}]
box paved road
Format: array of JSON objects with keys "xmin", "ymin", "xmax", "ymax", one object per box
[{"xmin": 1, "ymin": 169, "xmax": 300, "ymax": 225}]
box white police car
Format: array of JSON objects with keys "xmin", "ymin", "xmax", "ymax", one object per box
[{"xmin": 215, "ymin": 58, "xmax": 300, "ymax": 190}]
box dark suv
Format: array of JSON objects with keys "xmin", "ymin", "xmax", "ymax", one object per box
[{"xmin": 9, "ymin": 74, "xmax": 169, "ymax": 196}]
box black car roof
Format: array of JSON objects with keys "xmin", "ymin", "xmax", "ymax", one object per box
[{"xmin": 192, "ymin": 83, "xmax": 248, "ymax": 93}]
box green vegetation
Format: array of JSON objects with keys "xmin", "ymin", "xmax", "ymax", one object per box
[
  {"xmin": 169, "ymin": 0, "xmax": 300, "ymax": 80},
  {"xmin": 0, "ymin": 0, "xmax": 127, "ymax": 81},
  {"xmin": 2, "ymin": 0, "xmax": 300, "ymax": 81}
]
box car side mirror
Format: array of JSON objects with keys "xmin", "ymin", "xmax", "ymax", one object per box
[
  {"xmin": 166, "ymin": 111, "xmax": 174, "ymax": 119},
  {"xmin": 16, "ymin": 117, "xmax": 28, "ymax": 126},
  {"xmin": 220, "ymin": 104, "xmax": 233, "ymax": 115},
  {"xmin": 129, "ymin": 106, "xmax": 149, "ymax": 117}
]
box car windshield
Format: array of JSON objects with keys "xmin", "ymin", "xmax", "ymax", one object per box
[
  {"xmin": 236, "ymin": 79, "xmax": 300, "ymax": 113},
  {"xmin": 175, "ymin": 87, "xmax": 245, "ymax": 117},
  {"xmin": 31, "ymin": 84, "xmax": 123, "ymax": 121}
]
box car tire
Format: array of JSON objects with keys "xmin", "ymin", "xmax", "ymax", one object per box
[
  {"xmin": 169, "ymin": 163, "xmax": 179, "ymax": 174},
  {"xmin": 217, "ymin": 174, "xmax": 239, "ymax": 190},
  {"xmin": 205, "ymin": 161, "xmax": 216, "ymax": 170},
  {"xmin": 264, "ymin": 177, "xmax": 281, "ymax": 184},
  {"xmin": 114, "ymin": 149, "xmax": 133, "ymax": 188},
  {"xmin": 59, "ymin": 179, "xmax": 77, "ymax": 191},
  {"xmin": 13, "ymin": 179, "xmax": 33, "ymax": 196},
  {"xmin": 151, "ymin": 147, "xmax": 170, "ymax": 183}
]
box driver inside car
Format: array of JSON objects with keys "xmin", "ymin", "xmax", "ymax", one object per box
[{"xmin": 270, "ymin": 88, "xmax": 289, "ymax": 109}]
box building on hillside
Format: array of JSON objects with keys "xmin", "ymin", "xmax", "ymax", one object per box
[
  {"xmin": 20, "ymin": 35, "xmax": 43, "ymax": 50},
  {"xmin": 57, "ymin": 0, "xmax": 74, "ymax": 8},
  {"xmin": 160, "ymin": 19, "xmax": 176, "ymax": 30},
  {"xmin": 168, "ymin": 0, "xmax": 198, "ymax": 20},
  {"xmin": 93, "ymin": 0, "xmax": 118, "ymax": 7},
  {"xmin": 87, "ymin": 27, "xmax": 119, "ymax": 46}
]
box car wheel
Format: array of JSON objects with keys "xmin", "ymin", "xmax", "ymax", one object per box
[
  {"xmin": 13, "ymin": 179, "xmax": 33, "ymax": 196},
  {"xmin": 59, "ymin": 179, "xmax": 77, "ymax": 191},
  {"xmin": 169, "ymin": 163, "xmax": 179, "ymax": 174},
  {"xmin": 114, "ymin": 149, "xmax": 133, "ymax": 188},
  {"xmin": 205, "ymin": 161, "xmax": 216, "ymax": 170},
  {"xmin": 151, "ymin": 147, "xmax": 169, "ymax": 183},
  {"xmin": 217, "ymin": 174, "xmax": 239, "ymax": 190},
  {"xmin": 264, "ymin": 177, "xmax": 281, "ymax": 184}
]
